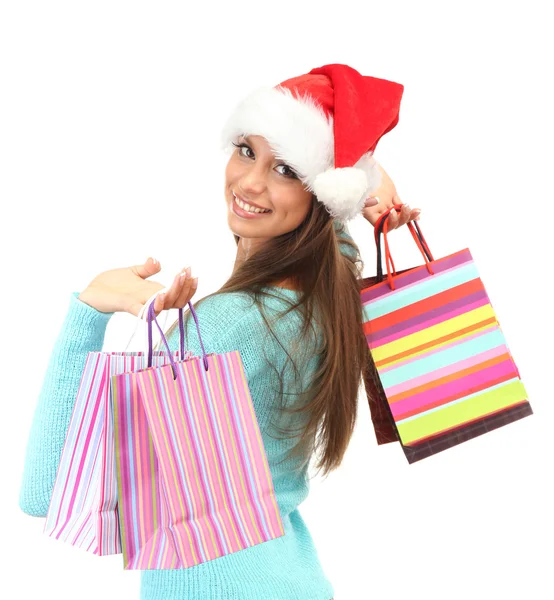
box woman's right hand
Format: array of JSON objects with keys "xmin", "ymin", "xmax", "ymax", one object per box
[
  {"xmin": 77, "ymin": 257, "xmax": 198, "ymax": 318},
  {"xmin": 362, "ymin": 162, "xmax": 421, "ymax": 229}
]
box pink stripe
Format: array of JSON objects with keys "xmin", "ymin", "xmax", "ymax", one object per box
[
  {"xmin": 64, "ymin": 362, "xmax": 107, "ymax": 526},
  {"xmin": 70, "ymin": 512, "xmax": 91, "ymax": 546},
  {"xmin": 118, "ymin": 374, "xmax": 136, "ymax": 564},
  {"xmin": 98, "ymin": 370, "xmax": 109, "ymax": 551},
  {"xmin": 133, "ymin": 368, "xmax": 147, "ymax": 560},
  {"xmin": 390, "ymin": 354, "xmax": 518, "ymax": 418},
  {"xmin": 211, "ymin": 353, "xmax": 251, "ymax": 550},
  {"xmin": 388, "ymin": 345, "xmax": 508, "ymax": 396},
  {"xmin": 217, "ymin": 354, "xmax": 258, "ymax": 546},
  {"xmin": 138, "ymin": 367, "xmax": 192, "ymax": 566},
  {"xmin": 207, "ymin": 354, "xmax": 250, "ymax": 551},
  {"xmin": 174, "ymin": 361, "xmax": 220, "ymax": 564},
  {"xmin": 228, "ymin": 351, "xmax": 276, "ymax": 540},
  {"xmin": 55, "ymin": 354, "xmax": 105, "ymax": 539},
  {"xmin": 139, "ymin": 372, "xmax": 156, "ymax": 566},
  {"xmin": 158, "ymin": 362, "xmax": 206, "ymax": 566},
  {"xmin": 232, "ymin": 349, "xmax": 282, "ymax": 539},
  {"xmin": 50, "ymin": 351, "xmax": 96, "ymax": 528},
  {"xmin": 190, "ymin": 356, "xmax": 234, "ymax": 556},
  {"xmin": 379, "ymin": 324, "xmax": 498, "ymax": 374}
]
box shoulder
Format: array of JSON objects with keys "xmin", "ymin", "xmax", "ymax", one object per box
[
  {"xmin": 166, "ymin": 290, "xmax": 301, "ymax": 375},
  {"xmin": 166, "ymin": 289, "xmax": 319, "ymax": 374}
]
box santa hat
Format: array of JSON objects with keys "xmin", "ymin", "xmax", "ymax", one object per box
[{"xmin": 220, "ymin": 63, "xmax": 404, "ymax": 223}]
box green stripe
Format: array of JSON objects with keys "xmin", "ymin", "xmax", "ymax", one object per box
[{"xmin": 397, "ymin": 380, "xmax": 529, "ymax": 444}]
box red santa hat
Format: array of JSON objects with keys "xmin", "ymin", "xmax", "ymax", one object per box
[{"xmin": 220, "ymin": 63, "xmax": 404, "ymax": 223}]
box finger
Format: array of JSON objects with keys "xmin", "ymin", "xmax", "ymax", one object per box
[
  {"xmin": 398, "ymin": 204, "xmax": 412, "ymax": 228},
  {"xmin": 176, "ymin": 272, "xmax": 197, "ymax": 307},
  {"xmin": 130, "ymin": 289, "xmax": 165, "ymax": 319},
  {"xmin": 163, "ymin": 270, "xmax": 188, "ymax": 309},
  {"xmin": 361, "ymin": 203, "xmax": 382, "ymax": 225},
  {"xmin": 387, "ymin": 209, "xmax": 398, "ymax": 230},
  {"xmin": 177, "ymin": 279, "xmax": 198, "ymax": 309},
  {"xmin": 145, "ymin": 292, "xmax": 165, "ymax": 320},
  {"xmin": 364, "ymin": 196, "xmax": 380, "ymax": 208},
  {"xmin": 131, "ymin": 256, "xmax": 162, "ymax": 280},
  {"xmin": 411, "ymin": 208, "xmax": 421, "ymax": 221}
]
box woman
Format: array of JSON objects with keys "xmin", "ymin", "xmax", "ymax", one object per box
[{"xmin": 19, "ymin": 63, "xmax": 420, "ymax": 599}]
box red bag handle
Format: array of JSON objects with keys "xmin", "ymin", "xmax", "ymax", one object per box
[{"xmin": 373, "ymin": 203, "xmax": 435, "ymax": 290}]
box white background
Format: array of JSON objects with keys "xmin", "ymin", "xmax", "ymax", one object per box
[{"xmin": 2, "ymin": 1, "xmax": 553, "ymax": 599}]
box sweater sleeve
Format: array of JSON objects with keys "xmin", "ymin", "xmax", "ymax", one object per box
[{"xmin": 18, "ymin": 292, "xmax": 115, "ymax": 517}]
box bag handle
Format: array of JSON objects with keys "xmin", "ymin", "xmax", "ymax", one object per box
[
  {"xmin": 146, "ymin": 299, "xmax": 210, "ymax": 380},
  {"xmin": 373, "ymin": 203, "xmax": 435, "ymax": 290},
  {"xmin": 123, "ymin": 288, "xmax": 174, "ymax": 356}
]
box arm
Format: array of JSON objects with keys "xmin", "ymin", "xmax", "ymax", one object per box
[{"xmin": 18, "ymin": 292, "xmax": 115, "ymax": 517}]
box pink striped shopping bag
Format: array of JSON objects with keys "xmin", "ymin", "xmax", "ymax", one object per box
[
  {"xmin": 360, "ymin": 204, "xmax": 533, "ymax": 464},
  {"xmin": 44, "ymin": 303, "xmax": 191, "ymax": 556},
  {"xmin": 111, "ymin": 300, "xmax": 284, "ymax": 570}
]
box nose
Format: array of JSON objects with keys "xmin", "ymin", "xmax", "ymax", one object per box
[{"xmin": 238, "ymin": 162, "xmax": 268, "ymax": 196}]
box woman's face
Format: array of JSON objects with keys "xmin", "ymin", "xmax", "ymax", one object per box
[{"xmin": 224, "ymin": 134, "xmax": 313, "ymax": 243}]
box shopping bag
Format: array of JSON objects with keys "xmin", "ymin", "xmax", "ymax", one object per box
[
  {"xmin": 44, "ymin": 295, "xmax": 191, "ymax": 555},
  {"xmin": 111, "ymin": 298, "xmax": 285, "ymax": 570},
  {"xmin": 360, "ymin": 205, "xmax": 533, "ymax": 464}
]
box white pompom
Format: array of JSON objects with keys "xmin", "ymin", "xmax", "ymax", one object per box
[{"xmin": 313, "ymin": 167, "xmax": 370, "ymax": 221}]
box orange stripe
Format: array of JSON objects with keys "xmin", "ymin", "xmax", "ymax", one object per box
[
  {"xmin": 374, "ymin": 315, "xmax": 498, "ymax": 369},
  {"xmin": 388, "ymin": 352, "xmax": 513, "ymax": 404}
]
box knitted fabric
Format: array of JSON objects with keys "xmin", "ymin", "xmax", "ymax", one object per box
[{"xmin": 19, "ymin": 288, "xmax": 335, "ymax": 600}]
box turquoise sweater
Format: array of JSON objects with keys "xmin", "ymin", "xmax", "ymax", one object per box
[{"xmin": 18, "ymin": 287, "xmax": 335, "ymax": 600}]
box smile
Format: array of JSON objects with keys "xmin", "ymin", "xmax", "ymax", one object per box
[{"xmin": 232, "ymin": 193, "xmax": 273, "ymax": 216}]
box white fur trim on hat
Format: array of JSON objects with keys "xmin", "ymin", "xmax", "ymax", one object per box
[{"xmin": 220, "ymin": 85, "xmax": 382, "ymax": 222}]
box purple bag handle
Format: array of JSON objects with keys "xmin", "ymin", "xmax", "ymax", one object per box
[{"xmin": 146, "ymin": 301, "xmax": 209, "ymax": 380}]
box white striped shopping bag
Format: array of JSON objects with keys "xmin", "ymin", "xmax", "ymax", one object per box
[{"xmin": 43, "ymin": 293, "xmax": 189, "ymax": 555}]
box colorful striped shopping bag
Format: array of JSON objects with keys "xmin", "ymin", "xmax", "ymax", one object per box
[
  {"xmin": 44, "ymin": 299, "xmax": 189, "ymax": 555},
  {"xmin": 111, "ymin": 299, "xmax": 284, "ymax": 570},
  {"xmin": 360, "ymin": 204, "xmax": 533, "ymax": 464}
]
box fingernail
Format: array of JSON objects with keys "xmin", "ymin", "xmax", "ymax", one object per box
[
  {"xmin": 413, "ymin": 209, "xmax": 421, "ymax": 215},
  {"xmin": 192, "ymin": 277, "xmax": 198, "ymax": 287}
]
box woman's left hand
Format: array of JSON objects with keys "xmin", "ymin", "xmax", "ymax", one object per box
[{"xmin": 361, "ymin": 162, "xmax": 421, "ymax": 230}]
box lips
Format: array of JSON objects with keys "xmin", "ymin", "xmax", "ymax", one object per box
[{"xmin": 232, "ymin": 192, "xmax": 272, "ymax": 213}]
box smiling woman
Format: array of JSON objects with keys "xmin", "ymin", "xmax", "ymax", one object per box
[
  {"xmin": 19, "ymin": 62, "xmax": 404, "ymax": 600},
  {"xmin": 149, "ymin": 64, "xmax": 404, "ymax": 599}
]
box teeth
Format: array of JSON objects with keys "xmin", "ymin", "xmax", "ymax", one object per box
[{"xmin": 234, "ymin": 194, "xmax": 271, "ymax": 214}]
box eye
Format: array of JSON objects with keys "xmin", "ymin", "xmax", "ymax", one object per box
[
  {"xmin": 275, "ymin": 164, "xmax": 298, "ymax": 179},
  {"xmin": 232, "ymin": 141, "xmax": 298, "ymax": 179},
  {"xmin": 232, "ymin": 141, "xmax": 254, "ymax": 159}
]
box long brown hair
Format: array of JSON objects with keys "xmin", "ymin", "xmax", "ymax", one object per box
[{"xmin": 158, "ymin": 193, "xmax": 379, "ymax": 479}]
